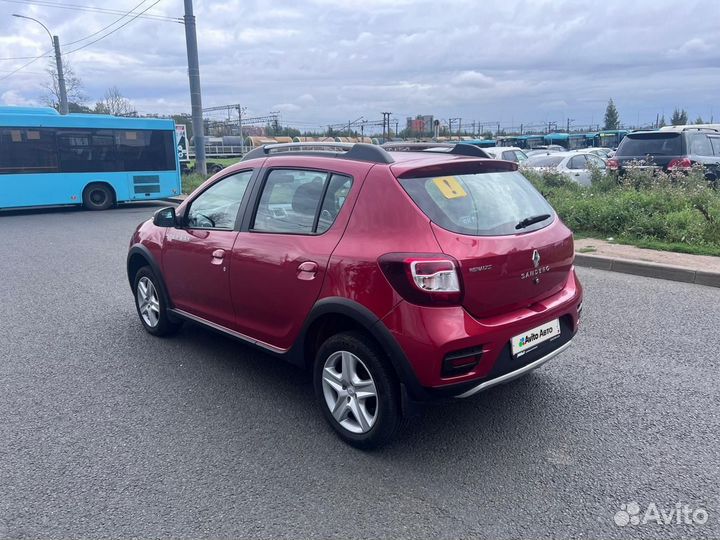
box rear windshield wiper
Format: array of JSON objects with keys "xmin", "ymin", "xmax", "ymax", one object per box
[{"xmin": 516, "ymin": 214, "xmax": 551, "ymax": 230}]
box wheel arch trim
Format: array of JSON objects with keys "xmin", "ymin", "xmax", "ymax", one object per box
[
  {"xmin": 291, "ymin": 297, "xmax": 426, "ymax": 399},
  {"xmin": 126, "ymin": 245, "xmax": 174, "ymax": 310}
]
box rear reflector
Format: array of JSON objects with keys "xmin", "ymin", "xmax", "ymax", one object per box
[{"xmin": 442, "ymin": 346, "xmax": 483, "ymax": 377}]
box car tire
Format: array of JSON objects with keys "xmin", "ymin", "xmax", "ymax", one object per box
[
  {"xmin": 314, "ymin": 331, "xmax": 401, "ymax": 449},
  {"xmin": 133, "ymin": 266, "xmax": 181, "ymax": 337}
]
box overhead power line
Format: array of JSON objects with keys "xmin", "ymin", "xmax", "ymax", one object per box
[
  {"xmin": 0, "ymin": 54, "xmax": 53, "ymax": 61},
  {"xmin": 2, "ymin": 0, "xmax": 167, "ymax": 81},
  {"xmin": 0, "ymin": 48, "xmax": 51, "ymax": 82},
  {"xmin": 64, "ymin": 0, "xmax": 151, "ymax": 46},
  {"xmin": 63, "ymin": 0, "xmax": 166, "ymax": 55},
  {"xmin": 0, "ymin": 0, "xmax": 180, "ymax": 22}
]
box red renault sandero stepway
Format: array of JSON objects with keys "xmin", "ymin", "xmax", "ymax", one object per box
[{"xmin": 127, "ymin": 142, "xmax": 583, "ymax": 448}]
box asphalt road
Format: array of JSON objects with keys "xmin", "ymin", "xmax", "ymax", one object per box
[{"xmin": 0, "ymin": 203, "xmax": 718, "ymax": 539}]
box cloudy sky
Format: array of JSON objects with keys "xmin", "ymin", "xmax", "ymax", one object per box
[{"xmin": 1, "ymin": 0, "xmax": 718, "ymax": 133}]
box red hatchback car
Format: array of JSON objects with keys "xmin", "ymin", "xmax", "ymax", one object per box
[{"xmin": 127, "ymin": 142, "xmax": 583, "ymax": 448}]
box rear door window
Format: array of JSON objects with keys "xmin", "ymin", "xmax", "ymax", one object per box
[
  {"xmin": 398, "ymin": 171, "xmax": 554, "ymax": 236},
  {"xmin": 252, "ymin": 169, "xmax": 353, "ymax": 234},
  {"xmin": 616, "ymin": 133, "xmax": 682, "ymax": 156},
  {"xmin": 568, "ymin": 155, "xmax": 588, "ymax": 169}
]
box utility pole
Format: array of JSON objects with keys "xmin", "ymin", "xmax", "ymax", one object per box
[
  {"xmin": 183, "ymin": 0, "xmax": 206, "ymax": 175},
  {"xmin": 566, "ymin": 118, "xmax": 574, "ymax": 133},
  {"xmin": 52, "ymin": 36, "xmax": 68, "ymax": 115},
  {"xmin": 236, "ymin": 105, "xmax": 247, "ymax": 154},
  {"xmin": 381, "ymin": 112, "xmax": 391, "ymax": 143},
  {"xmin": 13, "ymin": 14, "xmax": 68, "ymax": 114}
]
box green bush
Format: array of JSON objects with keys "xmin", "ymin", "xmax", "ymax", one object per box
[
  {"xmin": 182, "ymin": 172, "xmax": 209, "ymax": 195},
  {"xmin": 523, "ymin": 167, "xmax": 720, "ymax": 255}
]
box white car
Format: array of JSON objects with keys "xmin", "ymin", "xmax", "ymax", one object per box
[
  {"xmin": 483, "ymin": 146, "xmax": 529, "ymax": 163},
  {"xmin": 523, "ymin": 151, "xmax": 606, "ymax": 186}
]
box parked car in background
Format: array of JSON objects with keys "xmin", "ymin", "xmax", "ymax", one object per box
[
  {"xmin": 586, "ymin": 147, "xmax": 614, "ymax": 159},
  {"xmin": 483, "ymin": 146, "xmax": 529, "ymax": 163},
  {"xmin": 608, "ymin": 129, "xmax": 720, "ymax": 180},
  {"xmin": 127, "ymin": 142, "xmax": 583, "ymax": 448},
  {"xmin": 523, "ymin": 151, "xmax": 606, "ymax": 186},
  {"xmin": 526, "ymin": 145, "xmax": 566, "ymax": 157}
]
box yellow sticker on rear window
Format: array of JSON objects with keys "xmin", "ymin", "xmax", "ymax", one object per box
[{"xmin": 433, "ymin": 176, "xmax": 467, "ymax": 199}]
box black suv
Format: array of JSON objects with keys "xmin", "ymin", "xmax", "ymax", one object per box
[{"xmin": 608, "ymin": 128, "xmax": 720, "ymax": 181}]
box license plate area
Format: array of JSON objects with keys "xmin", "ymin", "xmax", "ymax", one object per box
[{"xmin": 511, "ymin": 318, "xmax": 561, "ymax": 358}]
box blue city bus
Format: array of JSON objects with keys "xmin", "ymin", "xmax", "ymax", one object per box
[
  {"xmin": 543, "ymin": 132, "xmax": 589, "ymax": 150},
  {"xmin": 591, "ymin": 129, "xmax": 628, "ymax": 148},
  {"xmin": 0, "ymin": 106, "xmax": 181, "ymax": 210},
  {"xmin": 458, "ymin": 138, "xmax": 496, "ymax": 148},
  {"xmin": 497, "ymin": 135, "xmax": 545, "ymax": 149}
]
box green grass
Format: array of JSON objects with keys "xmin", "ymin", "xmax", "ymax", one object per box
[
  {"xmin": 189, "ymin": 157, "xmax": 242, "ymax": 168},
  {"xmin": 524, "ymin": 167, "xmax": 720, "ymax": 257},
  {"xmin": 182, "ymin": 172, "xmax": 208, "ymax": 194}
]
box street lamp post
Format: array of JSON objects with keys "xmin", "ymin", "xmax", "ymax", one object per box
[{"xmin": 13, "ymin": 14, "xmax": 68, "ymax": 114}]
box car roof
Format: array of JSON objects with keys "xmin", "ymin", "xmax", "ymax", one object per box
[
  {"xmin": 486, "ymin": 146, "xmax": 524, "ymax": 152},
  {"xmin": 224, "ymin": 144, "xmax": 517, "ymax": 178}
]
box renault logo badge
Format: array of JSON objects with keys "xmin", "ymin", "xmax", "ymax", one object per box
[{"xmin": 532, "ymin": 249, "xmax": 541, "ymax": 269}]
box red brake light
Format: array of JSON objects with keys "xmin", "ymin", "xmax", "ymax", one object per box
[
  {"xmin": 379, "ymin": 253, "xmax": 463, "ymax": 306},
  {"xmin": 667, "ymin": 157, "xmax": 692, "ymax": 170},
  {"xmin": 607, "ymin": 158, "xmax": 620, "ymax": 171}
]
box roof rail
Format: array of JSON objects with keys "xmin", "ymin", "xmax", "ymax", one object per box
[
  {"xmin": 381, "ymin": 142, "xmax": 490, "ymax": 158},
  {"xmin": 658, "ymin": 124, "xmax": 720, "ymax": 133},
  {"xmin": 241, "ymin": 142, "xmax": 394, "ymax": 164}
]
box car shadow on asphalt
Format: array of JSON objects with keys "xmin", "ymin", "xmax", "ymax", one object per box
[
  {"xmin": 0, "ymin": 201, "xmax": 170, "ymax": 217},
  {"xmin": 166, "ymin": 319, "xmax": 574, "ymax": 460}
]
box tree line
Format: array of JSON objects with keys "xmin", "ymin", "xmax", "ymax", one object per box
[{"xmin": 604, "ymin": 98, "xmax": 708, "ymax": 130}]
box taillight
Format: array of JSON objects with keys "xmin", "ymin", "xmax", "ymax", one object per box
[
  {"xmin": 667, "ymin": 157, "xmax": 692, "ymax": 170},
  {"xmin": 607, "ymin": 158, "xmax": 620, "ymax": 171},
  {"xmin": 379, "ymin": 253, "xmax": 463, "ymax": 306}
]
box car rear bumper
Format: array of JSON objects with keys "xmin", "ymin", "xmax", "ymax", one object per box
[
  {"xmin": 453, "ymin": 339, "xmax": 573, "ymax": 398},
  {"xmin": 380, "ymin": 268, "xmax": 582, "ymax": 397}
]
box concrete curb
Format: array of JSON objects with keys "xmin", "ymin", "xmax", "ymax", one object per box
[{"xmin": 574, "ymin": 253, "xmax": 720, "ymax": 288}]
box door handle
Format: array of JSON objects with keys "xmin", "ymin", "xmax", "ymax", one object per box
[
  {"xmin": 297, "ymin": 261, "xmax": 318, "ymax": 280},
  {"xmin": 211, "ymin": 249, "xmax": 226, "ymax": 265}
]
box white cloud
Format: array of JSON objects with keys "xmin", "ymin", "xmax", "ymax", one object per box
[
  {"xmin": 0, "ymin": 0, "xmax": 717, "ymax": 130},
  {"xmin": 0, "ymin": 90, "xmax": 38, "ymax": 106},
  {"xmin": 272, "ymin": 102, "xmax": 301, "ymax": 112},
  {"xmin": 451, "ymin": 71, "xmax": 495, "ymax": 88}
]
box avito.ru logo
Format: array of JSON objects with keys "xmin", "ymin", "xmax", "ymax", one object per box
[{"xmin": 614, "ymin": 501, "xmax": 708, "ymax": 527}]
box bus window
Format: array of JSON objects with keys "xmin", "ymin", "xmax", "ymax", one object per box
[
  {"xmin": 116, "ymin": 130, "xmax": 175, "ymax": 171},
  {"xmin": 0, "ymin": 128, "xmax": 58, "ymax": 174},
  {"xmin": 57, "ymin": 130, "xmax": 119, "ymax": 172}
]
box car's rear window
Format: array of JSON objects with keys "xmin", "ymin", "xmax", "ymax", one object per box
[
  {"xmin": 526, "ymin": 155, "xmax": 564, "ymax": 167},
  {"xmin": 398, "ymin": 171, "xmax": 554, "ymax": 236},
  {"xmin": 616, "ymin": 133, "xmax": 682, "ymax": 156}
]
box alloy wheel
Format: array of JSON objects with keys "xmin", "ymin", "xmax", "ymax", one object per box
[
  {"xmin": 321, "ymin": 350, "xmax": 378, "ymax": 434},
  {"xmin": 136, "ymin": 276, "xmax": 160, "ymax": 327}
]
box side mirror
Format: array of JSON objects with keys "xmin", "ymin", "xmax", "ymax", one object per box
[{"xmin": 153, "ymin": 206, "xmax": 178, "ymax": 227}]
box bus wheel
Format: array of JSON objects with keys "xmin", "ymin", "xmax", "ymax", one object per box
[{"xmin": 82, "ymin": 183, "xmax": 114, "ymax": 211}]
